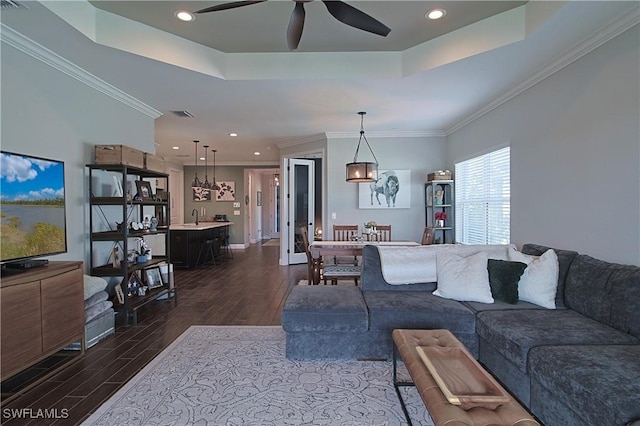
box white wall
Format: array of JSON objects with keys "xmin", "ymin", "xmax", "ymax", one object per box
[
  {"xmin": 446, "ymin": 25, "xmax": 639, "ymax": 265},
  {"xmin": 2, "ymin": 44, "xmax": 156, "ymax": 270},
  {"xmin": 327, "ymin": 135, "xmax": 447, "ymax": 242}
]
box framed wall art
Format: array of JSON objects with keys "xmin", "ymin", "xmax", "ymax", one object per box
[
  {"xmin": 358, "ymin": 170, "xmax": 411, "ymax": 209},
  {"xmin": 193, "ymin": 186, "xmax": 212, "ymax": 202},
  {"xmin": 216, "ymin": 181, "xmax": 236, "ymax": 201}
]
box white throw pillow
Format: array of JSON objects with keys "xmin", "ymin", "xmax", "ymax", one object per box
[
  {"xmin": 508, "ymin": 247, "xmax": 559, "ymax": 309},
  {"xmin": 433, "ymin": 251, "xmax": 494, "ymax": 303},
  {"xmin": 83, "ymin": 274, "xmax": 109, "ymax": 300}
]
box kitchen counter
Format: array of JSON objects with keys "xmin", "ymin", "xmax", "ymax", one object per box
[
  {"xmin": 169, "ymin": 222, "xmax": 233, "ymax": 268},
  {"xmin": 169, "ymin": 222, "xmax": 233, "ymax": 231}
]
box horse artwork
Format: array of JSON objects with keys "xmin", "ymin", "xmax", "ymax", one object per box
[
  {"xmin": 358, "ymin": 170, "xmax": 411, "ymax": 209},
  {"xmin": 370, "ymin": 171, "xmax": 400, "ymax": 207}
]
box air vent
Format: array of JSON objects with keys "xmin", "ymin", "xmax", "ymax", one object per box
[
  {"xmin": 171, "ymin": 110, "xmax": 195, "ymax": 118},
  {"xmin": 1, "ymin": 0, "xmax": 27, "ymax": 10}
]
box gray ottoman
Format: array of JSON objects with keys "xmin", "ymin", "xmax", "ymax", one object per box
[{"xmin": 282, "ymin": 286, "xmax": 372, "ymax": 359}]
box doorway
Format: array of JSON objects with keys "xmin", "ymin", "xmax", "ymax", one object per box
[{"xmin": 287, "ymin": 158, "xmax": 315, "ymax": 264}]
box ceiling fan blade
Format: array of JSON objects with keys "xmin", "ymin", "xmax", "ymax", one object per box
[
  {"xmin": 322, "ymin": 1, "xmax": 390, "ymax": 37},
  {"xmin": 287, "ymin": 2, "xmax": 305, "ymax": 50},
  {"xmin": 195, "ymin": 1, "xmax": 266, "ymax": 14}
]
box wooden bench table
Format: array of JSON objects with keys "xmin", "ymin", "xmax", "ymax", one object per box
[{"xmin": 392, "ymin": 329, "xmax": 540, "ymax": 426}]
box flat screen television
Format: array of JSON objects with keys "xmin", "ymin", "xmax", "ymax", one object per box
[{"xmin": 0, "ymin": 151, "xmax": 67, "ymax": 270}]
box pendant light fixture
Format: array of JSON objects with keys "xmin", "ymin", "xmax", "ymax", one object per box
[
  {"xmin": 191, "ymin": 140, "xmax": 202, "ymax": 188},
  {"xmin": 346, "ymin": 111, "xmax": 379, "ymax": 183},
  {"xmin": 202, "ymin": 144, "xmax": 212, "ymax": 191},
  {"xmin": 211, "ymin": 149, "xmax": 221, "ymax": 191}
]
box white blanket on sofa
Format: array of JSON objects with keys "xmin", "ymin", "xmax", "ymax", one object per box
[
  {"xmin": 376, "ymin": 246, "xmax": 438, "ymax": 284},
  {"xmin": 376, "ymin": 244, "xmax": 516, "ymax": 285}
]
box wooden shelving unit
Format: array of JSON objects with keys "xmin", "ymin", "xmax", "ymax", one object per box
[{"xmin": 87, "ymin": 164, "xmax": 177, "ymax": 326}]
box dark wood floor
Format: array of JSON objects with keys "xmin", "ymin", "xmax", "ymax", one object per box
[{"xmin": 1, "ymin": 243, "xmax": 304, "ymax": 426}]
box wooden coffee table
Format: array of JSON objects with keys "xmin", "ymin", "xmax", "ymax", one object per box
[{"xmin": 392, "ymin": 329, "xmax": 540, "ymax": 426}]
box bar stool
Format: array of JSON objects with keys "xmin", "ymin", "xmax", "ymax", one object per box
[
  {"xmin": 196, "ymin": 239, "xmax": 217, "ymax": 267},
  {"xmin": 219, "ymin": 227, "xmax": 233, "ymax": 260}
]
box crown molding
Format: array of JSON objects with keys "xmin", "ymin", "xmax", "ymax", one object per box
[
  {"xmin": 445, "ymin": 6, "xmax": 640, "ymax": 135},
  {"xmin": 276, "ymin": 134, "xmax": 328, "ymax": 149},
  {"xmin": 1, "ymin": 23, "xmax": 162, "ymax": 119},
  {"xmin": 326, "ymin": 130, "xmax": 445, "ymax": 139}
]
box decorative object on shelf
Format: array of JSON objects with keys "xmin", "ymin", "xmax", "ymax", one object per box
[
  {"xmin": 135, "ymin": 237, "xmax": 150, "ymax": 261},
  {"xmin": 135, "ymin": 180, "xmax": 154, "ymax": 201},
  {"xmin": 216, "ymin": 181, "xmax": 236, "ymax": 201},
  {"xmin": 127, "ymin": 272, "xmax": 143, "ymax": 297},
  {"xmin": 150, "ymin": 217, "xmax": 158, "ymax": 231},
  {"xmin": 111, "ymin": 247, "xmax": 120, "ymax": 268},
  {"xmin": 115, "ymin": 283, "xmax": 125, "ymax": 304},
  {"xmin": 434, "ymin": 188, "xmax": 444, "ymax": 205},
  {"xmin": 358, "ymin": 170, "xmax": 411, "ymax": 209},
  {"xmin": 435, "ymin": 211, "xmax": 447, "ymax": 228},
  {"xmin": 346, "ymin": 111, "xmax": 378, "ymax": 183},
  {"xmin": 145, "ymin": 267, "xmax": 164, "ymax": 289},
  {"xmin": 112, "ymin": 175, "xmax": 124, "ymax": 197},
  {"xmin": 427, "ymin": 170, "xmax": 452, "ymax": 181},
  {"xmin": 191, "ymin": 140, "xmax": 202, "ymax": 189}
]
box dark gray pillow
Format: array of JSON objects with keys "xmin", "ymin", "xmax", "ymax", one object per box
[{"xmin": 487, "ymin": 259, "xmax": 527, "ymax": 304}]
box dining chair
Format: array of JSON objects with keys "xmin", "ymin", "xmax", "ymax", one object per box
[
  {"xmin": 421, "ymin": 227, "xmax": 435, "ymax": 245},
  {"xmin": 332, "ymin": 224, "xmax": 359, "ymax": 265},
  {"xmin": 301, "ymin": 226, "xmax": 360, "ymax": 285},
  {"xmin": 367, "ymin": 225, "xmax": 391, "ymax": 242}
]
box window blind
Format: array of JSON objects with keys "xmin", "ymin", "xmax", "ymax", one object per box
[{"xmin": 455, "ymin": 147, "xmax": 510, "ymax": 244}]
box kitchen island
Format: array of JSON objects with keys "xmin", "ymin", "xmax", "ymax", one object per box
[{"xmin": 169, "ymin": 222, "xmax": 233, "ymax": 269}]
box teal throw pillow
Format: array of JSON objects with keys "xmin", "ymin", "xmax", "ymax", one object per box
[{"xmin": 487, "ymin": 259, "xmax": 527, "ymax": 304}]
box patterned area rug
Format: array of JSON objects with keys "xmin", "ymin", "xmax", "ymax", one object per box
[{"xmin": 83, "ymin": 326, "xmax": 434, "ymax": 425}]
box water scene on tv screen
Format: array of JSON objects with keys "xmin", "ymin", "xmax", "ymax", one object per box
[{"xmin": 0, "ymin": 152, "xmax": 66, "ymax": 262}]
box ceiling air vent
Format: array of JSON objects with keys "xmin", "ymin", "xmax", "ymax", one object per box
[
  {"xmin": 171, "ymin": 110, "xmax": 195, "ymax": 118},
  {"xmin": 1, "ymin": 0, "xmax": 27, "ymax": 10}
]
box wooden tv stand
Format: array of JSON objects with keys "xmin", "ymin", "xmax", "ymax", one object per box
[{"xmin": 1, "ymin": 261, "xmax": 85, "ymax": 388}]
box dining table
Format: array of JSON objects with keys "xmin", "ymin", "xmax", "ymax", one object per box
[{"xmin": 309, "ymin": 240, "xmax": 421, "ymax": 285}]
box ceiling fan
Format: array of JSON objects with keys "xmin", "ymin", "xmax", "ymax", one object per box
[{"xmin": 194, "ymin": 1, "xmax": 391, "ymax": 51}]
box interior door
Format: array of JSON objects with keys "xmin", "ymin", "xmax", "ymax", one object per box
[
  {"xmin": 288, "ymin": 159, "xmax": 314, "ymax": 264},
  {"xmin": 168, "ymin": 168, "xmax": 183, "ymax": 225}
]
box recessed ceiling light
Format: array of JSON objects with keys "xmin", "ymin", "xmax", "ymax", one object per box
[
  {"xmin": 254, "ymin": 152, "xmax": 261, "ymax": 156},
  {"xmin": 172, "ymin": 146, "xmax": 180, "ymax": 150},
  {"xmin": 426, "ymin": 8, "xmax": 446, "ymax": 20},
  {"xmin": 200, "ymin": 157, "xmax": 205, "ymax": 161},
  {"xmin": 174, "ymin": 10, "xmax": 195, "ymax": 22},
  {"xmin": 229, "ymin": 133, "xmax": 238, "ymax": 137}
]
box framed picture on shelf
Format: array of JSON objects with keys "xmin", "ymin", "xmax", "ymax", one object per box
[
  {"xmin": 115, "ymin": 283, "xmax": 125, "ymax": 304},
  {"xmin": 145, "ymin": 267, "xmax": 164, "ymax": 289},
  {"xmin": 127, "ymin": 272, "xmax": 143, "ymax": 297},
  {"xmin": 135, "ymin": 180, "xmax": 154, "ymax": 201}
]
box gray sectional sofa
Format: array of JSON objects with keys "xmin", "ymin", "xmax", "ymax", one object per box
[{"xmin": 281, "ymin": 243, "xmax": 640, "ymax": 425}]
